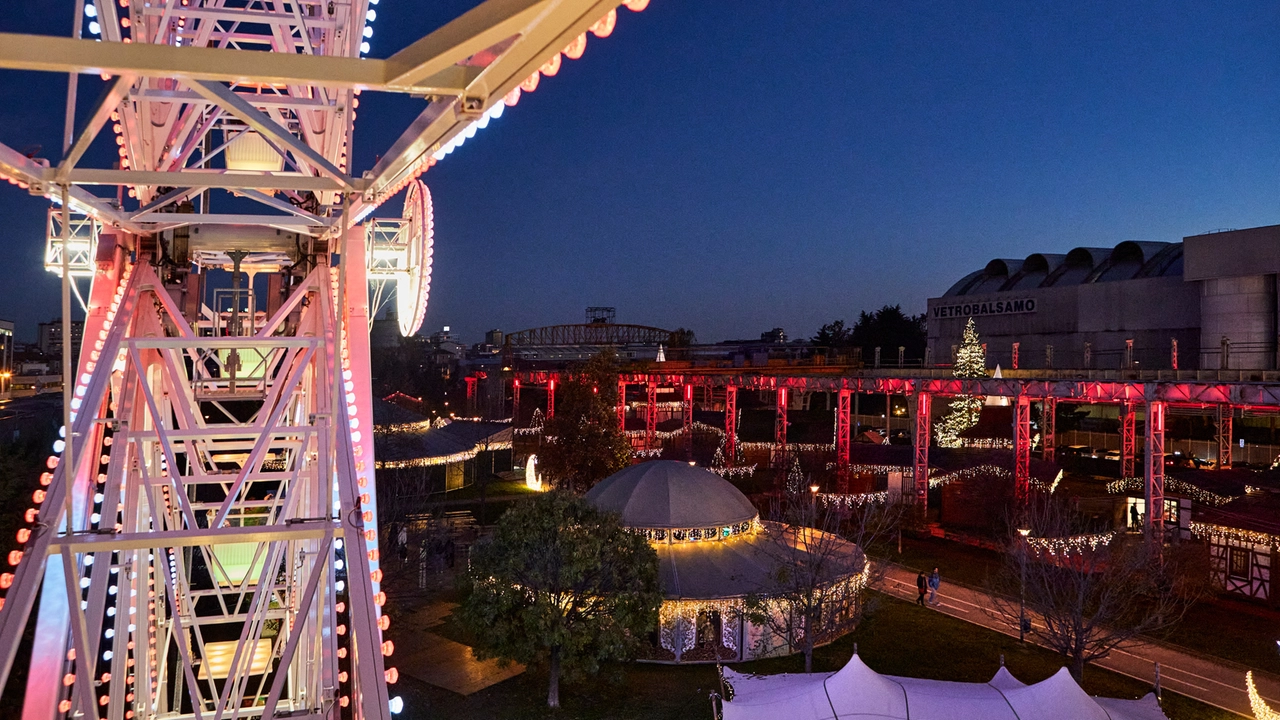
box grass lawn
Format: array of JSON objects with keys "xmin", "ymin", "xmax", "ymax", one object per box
[
  {"xmin": 888, "ymin": 533, "xmax": 1280, "ymax": 676},
  {"xmin": 396, "ymin": 593, "xmax": 1234, "ymax": 720}
]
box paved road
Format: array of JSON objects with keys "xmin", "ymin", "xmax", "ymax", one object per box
[{"xmin": 877, "ymin": 564, "xmax": 1280, "ymax": 718}]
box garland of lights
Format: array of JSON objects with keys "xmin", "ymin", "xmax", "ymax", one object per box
[
  {"xmin": 818, "ymin": 491, "xmax": 889, "ymax": 508},
  {"xmin": 630, "ymin": 518, "xmax": 762, "ymax": 545},
  {"xmin": 1105, "ymin": 477, "xmax": 1239, "ymax": 507},
  {"xmin": 1190, "ymin": 521, "xmax": 1280, "ymax": 549},
  {"xmin": 1026, "ymin": 532, "xmax": 1117, "ymax": 557},
  {"xmin": 1248, "ymin": 672, "xmax": 1280, "ymax": 720},
  {"xmin": 710, "ymin": 465, "xmax": 757, "ymax": 479},
  {"xmin": 373, "ymin": 441, "xmax": 512, "ymax": 469}
]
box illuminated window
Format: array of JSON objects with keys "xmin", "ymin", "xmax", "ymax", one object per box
[{"xmin": 1229, "ymin": 547, "xmax": 1250, "ymax": 579}]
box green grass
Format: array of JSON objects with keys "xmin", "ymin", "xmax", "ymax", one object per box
[
  {"xmin": 887, "ymin": 533, "xmax": 1280, "ymax": 677},
  {"xmin": 395, "ymin": 593, "xmax": 1233, "ymax": 720}
]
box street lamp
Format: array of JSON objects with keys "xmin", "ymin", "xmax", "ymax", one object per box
[
  {"xmin": 1017, "ymin": 527, "xmax": 1031, "ymax": 642},
  {"xmin": 0, "ymin": 371, "xmax": 10, "ymax": 395}
]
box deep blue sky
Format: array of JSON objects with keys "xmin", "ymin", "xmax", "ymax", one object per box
[{"xmin": 1, "ymin": 1, "xmax": 1278, "ymax": 344}]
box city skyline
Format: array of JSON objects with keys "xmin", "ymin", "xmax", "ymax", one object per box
[{"xmin": 0, "ymin": 1, "xmax": 1277, "ymax": 344}]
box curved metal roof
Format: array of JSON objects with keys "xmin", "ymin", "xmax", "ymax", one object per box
[
  {"xmin": 585, "ymin": 460, "xmax": 758, "ymax": 529},
  {"xmin": 942, "ymin": 242, "xmax": 1184, "ymax": 296}
]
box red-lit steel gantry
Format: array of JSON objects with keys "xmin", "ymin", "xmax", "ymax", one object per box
[{"xmin": 0, "ymin": 1, "xmax": 652, "ymax": 718}]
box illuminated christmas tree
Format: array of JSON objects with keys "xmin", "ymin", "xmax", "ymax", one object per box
[{"xmin": 935, "ymin": 318, "xmax": 987, "ymax": 447}]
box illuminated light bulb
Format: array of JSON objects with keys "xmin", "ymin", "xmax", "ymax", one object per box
[
  {"xmin": 16, "ymin": 529, "xmax": 29, "ymax": 543},
  {"xmin": 335, "ymin": 559, "xmax": 344, "ymax": 570},
  {"xmin": 374, "ymin": 591, "xmax": 386, "ymax": 606},
  {"xmin": 504, "ymin": 87, "xmax": 521, "ymax": 107},
  {"xmin": 365, "ymin": 530, "xmax": 376, "ymax": 541},
  {"xmin": 59, "ymin": 700, "xmax": 72, "ymax": 713},
  {"xmin": 336, "ymin": 601, "xmax": 346, "ymax": 613},
  {"xmin": 339, "ymin": 671, "xmax": 349, "ymax": 683},
  {"xmin": 24, "ymin": 509, "xmax": 36, "ymax": 523},
  {"xmin": 623, "ymin": 0, "xmax": 649, "ymax": 10},
  {"xmin": 91, "ymin": 513, "xmax": 101, "ymax": 524},
  {"xmin": 381, "ymin": 640, "xmax": 395, "ymax": 657},
  {"xmin": 335, "ymin": 580, "xmax": 345, "ymax": 592},
  {"xmin": 377, "ymin": 613, "xmax": 389, "ymax": 630},
  {"xmin": 32, "ymin": 490, "xmax": 46, "ymax": 504},
  {"xmin": 338, "ymin": 648, "xmax": 348, "ymax": 659},
  {"xmin": 46, "ymin": 456, "xmax": 58, "ymax": 469},
  {"xmin": 591, "ymin": 8, "xmax": 617, "ymax": 37},
  {"xmin": 336, "ymin": 624, "xmax": 346, "ymax": 635},
  {"xmin": 352, "ymin": 431, "xmax": 362, "ymax": 443},
  {"xmin": 339, "ymin": 696, "xmax": 349, "ymax": 708},
  {"xmin": 63, "ymin": 673, "xmax": 75, "ymax": 687},
  {"xmin": 349, "ymin": 418, "xmax": 359, "ymax": 430},
  {"xmin": 360, "ymin": 41, "xmax": 370, "ymax": 54},
  {"xmin": 39, "ymin": 472, "xmax": 52, "ymax": 486},
  {"xmin": 540, "ymin": 53, "xmax": 561, "ymax": 77},
  {"xmin": 94, "ymin": 493, "xmax": 103, "ymax": 503},
  {"xmin": 1, "ymin": 573, "xmax": 14, "ymax": 589},
  {"xmin": 89, "ymin": 21, "xmax": 101, "ymax": 34},
  {"xmin": 85, "ymin": 3, "xmax": 98, "ymax": 16},
  {"xmin": 7, "ymin": 551, "xmax": 21, "ymax": 566},
  {"xmin": 363, "ymin": 25, "xmax": 373, "ymax": 38},
  {"xmin": 53, "ymin": 439, "xmax": 65, "ymax": 453},
  {"xmin": 99, "ymin": 694, "xmax": 109, "ymax": 706},
  {"xmin": 385, "ymin": 667, "xmax": 399, "ymax": 684},
  {"xmin": 563, "ymin": 33, "xmax": 587, "ymax": 60},
  {"xmin": 103, "ymin": 650, "xmax": 113, "ymax": 660},
  {"xmin": 390, "ymin": 697, "xmax": 404, "ymax": 714}
]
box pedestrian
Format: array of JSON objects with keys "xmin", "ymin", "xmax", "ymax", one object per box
[
  {"xmin": 916, "ymin": 572, "xmax": 927, "ymax": 606},
  {"xmin": 397, "ymin": 524, "xmax": 409, "ymax": 564},
  {"xmin": 928, "ymin": 567, "xmax": 941, "ymax": 605},
  {"xmin": 1129, "ymin": 503, "xmax": 1141, "ymax": 530}
]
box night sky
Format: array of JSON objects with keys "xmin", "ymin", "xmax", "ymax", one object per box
[{"xmin": 0, "ymin": 1, "xmax": 1277, "ymax": 344}]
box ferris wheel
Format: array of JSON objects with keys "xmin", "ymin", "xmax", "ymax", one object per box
[{"xmin": 366, "ymin": 180, "xmax": 435, "ymax": 336}]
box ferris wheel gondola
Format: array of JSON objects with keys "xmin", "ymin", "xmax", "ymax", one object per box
[{"xmin": 366, "ymin": 179, "xmax": 435, "ymax": 337}]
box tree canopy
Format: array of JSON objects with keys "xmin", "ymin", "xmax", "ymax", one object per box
[
  {"xmin": 458, "ymin": 491, "xmax": 662, "ymax": 708},
  {"xmin": 538, "ymin": 349, "xmax": 633, "ymax": 493},
  {"xmin": 812, "ymin": 305, "xmax": 926, "ymax": 360}
]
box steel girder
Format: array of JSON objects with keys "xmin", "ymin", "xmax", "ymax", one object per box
[
  {"xmin": 1144, "ymin": 399, "xmax": 1167, "ymax": 543},
  {"xmin": 913, "ymin": 393, "xmax": 931, "ymax": 504},
  {"xmin": 774, "ymin": 388, "xmax": 788, "ymax": 471},
  {"xmin": 1014, "ymin": 395, "xmax": 1031, "ymax": 506},
  {"xmin": 1216, "ymin": 404, "xmax": 1233, "ymax": 468},
  {"xmin": 835, "ymin": 390, "xmax": 851, "ymax": 493},
  {"xmin": 645, "ymin": 382, "xmax": 656, "ymax": 449},
  {"xmin": 724, "ymin": 386, "xmax": 737, "ymax": 468},
  {"xmin": 0, "ymin": 259, "xmax": 389, "ymax": 719},
  {"xmin": 1041, "ymin": 397, "xmax": 1056, "ymax": 463},
  {"xmin": 1121, "ymin": 402, "xmax": 1136, "ymax": 480},
  {"xmin": 682, "ymin": 384, "xmax": 694, "ymax": 460}
]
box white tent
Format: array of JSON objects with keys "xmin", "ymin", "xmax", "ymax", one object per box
[{"xmin": 722, "ymin": 653, "xmax": 1167, "ymax": 720}]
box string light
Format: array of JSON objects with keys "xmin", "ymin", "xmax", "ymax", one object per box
[
  {"xmin": 1248, "ymin": 672, "xmax": 1280, "ymax": 720},
  {"xmin": 1026, "ymin": 532, "xmax": 1116, "ymax": 556},
  {"xmin": 1190, "ymin": 521, "xmax": 1280, "ymax": 549},
  {"xmin": 935, "ymin": 318, "xmax": 986, "ymax": 448},
  {"xmin": 1106, "ymin": 477, "xmax": 1239, "ymax": 507}
]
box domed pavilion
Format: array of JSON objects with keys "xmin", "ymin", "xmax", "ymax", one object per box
[{"xmin": 585, "ymin": 461, "xmax": 867, "ymax": 663}]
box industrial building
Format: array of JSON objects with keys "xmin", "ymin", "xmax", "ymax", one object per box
[{"xmin": 927, "ymin": 225, "xmax": 1280, "ymax": 371}]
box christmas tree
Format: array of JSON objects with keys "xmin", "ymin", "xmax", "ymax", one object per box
[{"xmin": 935, "ymin": 318, "xmax": 987, "ymax": 447}]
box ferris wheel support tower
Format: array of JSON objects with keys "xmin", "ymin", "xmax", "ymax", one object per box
[{"xmin": 0, "ymin": 1, "xmax": 653, "ymax": 718}]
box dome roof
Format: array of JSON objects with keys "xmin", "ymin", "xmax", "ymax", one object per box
[{"xmin": 585, "ymin": 461, "xmax": 758, "ymax": 529}]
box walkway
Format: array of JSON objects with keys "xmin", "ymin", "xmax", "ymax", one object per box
[
  {"xmin": 877, "ymin": 564, "xmax": 1280, "ymax": 718},
  {"xmin": 395, "ymin": 601, "xmax": 525, "ymax": 696}
]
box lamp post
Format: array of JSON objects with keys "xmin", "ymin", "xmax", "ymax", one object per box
[
  {"xmin": 0, "ymin": 371, "xmax": 9, "ymax": 395},
  {"xmin": 809, "ymin": 483, "xmax": 820, "ymax": 522},
  {"xmin": 1017, "ymin": 527, "xmax": 1031, "ymax": 642}
]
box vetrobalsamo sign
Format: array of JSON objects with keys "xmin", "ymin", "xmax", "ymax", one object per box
[{"xmin": 932, "ymin": 298, "xmax": 1036, "ymax": 319}]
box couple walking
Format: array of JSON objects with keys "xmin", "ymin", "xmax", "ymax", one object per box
[{"xmin": 915, "ymin": 568, "xmax": 941, "ymax": 607}]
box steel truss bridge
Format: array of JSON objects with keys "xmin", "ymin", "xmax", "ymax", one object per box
[
  {"xmin": 0, "ymin": 1, "xmax": 653, "ymax": 718},
  {"xmin": 515, "ymin": 368, "xmax": 1280, "ymax": 539},
  {"xmin": 504, "ymin": 323, "xmax": 676, "ymax": 347}
]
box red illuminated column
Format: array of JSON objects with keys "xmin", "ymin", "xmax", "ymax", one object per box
[
  {"xmin": 836, "ymin": 389, "xmax": 851, "ymax": 493},
  {"xmin": 913, "ymin": 392, "xmax": 931, "ymax": 504},
  {"xmin": 547, "ymin": 377, "xmax": 556, "ymax": 419},
  {"xmin": 1120, "ymin": 402, "xmax": 1135, "ymax": 479},
  {"xmin": 617, "ymin": 380, "xmax": 627, "ymax": 432},
  {"xmin": 683, "ymin": 383, "xmax": 694, "ymax": 460},
  {"xmin": 774, "ymin": 387, "xmax": 789, "ymax": 470},
  {"xmin": 465, "ymin": 376, "xmax": 477, "ymax": 415},
  {"xmin": 1041, "ymin": 397, "xmax": 1056, "ymax": 462},
  {"xmin": 1011, "ymin": 342, "xmax": 1020, "ymax": 370},
  {"xmin": 1144, "ymin": 399, "xmax": 1166, "ymax": 544},
  {"xmin": 725, "ymin": 385, "xmax": 738, "ymax": 467},
  {"xmin": 646, "ymin": 381, "xmax": 657, "ymax": 450},
  {"xmin": 1216, "ymin": 404, "xmax": 1233, "ymax": 469},
  {"xmin": 512, "ymin": 379, "xmax": 521, "ymax": 425},
  {"xmin": 1014, "ymin": 394, "xmax": 1031, "ymax": 507}
]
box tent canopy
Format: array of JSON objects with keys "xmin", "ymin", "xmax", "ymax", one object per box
[{"xmin": 722, "ymin": 653, "xmax": 1166, "ymax": 720}]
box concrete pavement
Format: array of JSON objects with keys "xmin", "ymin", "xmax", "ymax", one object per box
[{"xmin": 876, "ymin": 563, "xmax": 1280, "ymax": 718}]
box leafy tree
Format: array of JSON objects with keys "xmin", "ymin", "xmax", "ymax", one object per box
[
  {"xmin": 458, "ymin": 492, "xmax": 662, "ymax": 708},
  {"xmin": 668, "ymin": 328, "xmax": 696, "ymax": 347},
  {"xmin": 849, "ymin": 305, "xmax": 927, "ymax": 360},
  {"xmin": 811, "ymin": 320, "xmax": 853, "ymax": 352},
  {"xmin": 539, "ymin": 349, "xmax": 633, "ymax": 493},
  {"xmin": 935, "ymin": 318, "xmax": 986, "ymax": 447},
  {"xmin": 986, "ymin": 495, "xmax": 1210, "ymax": 681}
]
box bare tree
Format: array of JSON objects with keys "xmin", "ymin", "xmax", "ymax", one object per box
[
  {"xmin": 987, "ymin": 494, "xmax": 1210, "ymax": 681},
  {"xmin": 744, "ymin": 490, "xmax": 877, "ymax": 672}
]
